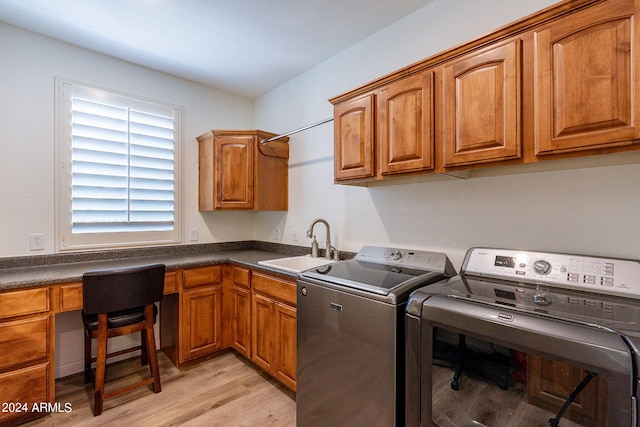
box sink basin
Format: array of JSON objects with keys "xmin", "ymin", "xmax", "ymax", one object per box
[{"xmin": 258, "ymin": 255, "xmax": 336, "ymax": 274}]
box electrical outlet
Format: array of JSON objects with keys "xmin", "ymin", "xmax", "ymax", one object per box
[
  {"xmin": 29, "ymin": 233, "xmax": 44, "ymax": 251},
  {"xmin": 292, "ymin": 229, "xmax": 298, "ymax": 242},
  {"xmin": 274, "ymin": 228, "xmax": 280, "ymax": 241},
  {"xmin": 189, "ymin": 228, "xmax": 199, "ymax": 241}
]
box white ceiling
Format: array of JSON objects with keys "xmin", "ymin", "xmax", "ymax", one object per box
[{"xmin": 0, "ymin": 0, "xmax": 432, "ymax": 98}]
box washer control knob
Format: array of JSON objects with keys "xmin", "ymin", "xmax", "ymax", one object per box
[
  {"xmin": 390, "ymin": 250, "xmax": 402, "ymax": 260},
  {"xmin": 300, "ymin": 287, "xmax": 307, "ymax": 297},
  {"xmin": 533, "ymin": 260, "xmax": 552, "ymax": 275}
]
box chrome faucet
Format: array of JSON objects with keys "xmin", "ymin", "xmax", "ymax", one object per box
[{"xmin": 306, "ymin": 218, "xmax": 337, "ymax": 260}]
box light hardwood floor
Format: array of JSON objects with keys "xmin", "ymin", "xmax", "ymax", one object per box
[{"xmin": 23, "ymin": 351, "xmax": 296, "ymax": 427}]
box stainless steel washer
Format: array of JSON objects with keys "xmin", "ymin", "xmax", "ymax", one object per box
[{"xmin": 297, "ymin": 246, "xmax": 455, "ymax": 427}]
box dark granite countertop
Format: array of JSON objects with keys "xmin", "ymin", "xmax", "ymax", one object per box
[{"xmin": 0, "ymin": 241, "xmax": 331, "ymax": 291}]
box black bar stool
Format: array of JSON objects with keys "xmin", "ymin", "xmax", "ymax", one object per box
[{"xmin": 82, "ymin": 263, "xmax": 165, "ymax": 416}]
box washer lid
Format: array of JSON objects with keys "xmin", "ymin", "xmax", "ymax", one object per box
[{"xmin": 301, "ymin": 259, "xmax": 440, "ymax": 295}]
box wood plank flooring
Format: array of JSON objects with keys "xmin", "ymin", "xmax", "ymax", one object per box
[
  {"xmin": 431, "ymin": 364, "xmax": 583, "ymax": 427},
  {"xmin": 21, "ymin": 350, "xmax": 589, "ymax": 427},
  {"xmin": 23, "ymin": 351, "xmax": 296, "ymax": 427}
]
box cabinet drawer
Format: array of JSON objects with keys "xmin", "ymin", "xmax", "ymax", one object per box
[
  {"xmin": 0, "ymin": 363, "xmax": 50, "ymax": 423},
  {"xmin": 164, "ymin": 270, "xmax": 180, "ymax": 294},
  {"xmin": 232, "ymin": 267, "xmax": 251, "ymax": 289},
  {"xmin": 0, "ymin": 288, "xmax": 49, "ymax": 319},
  {"xmin": 0, "ymin": 316, "xmax": 49, "ymax": 371},
  {"xmin": 252, "ymin": 272, "xmax": 296, "ymax": 305},
  {"xmin": 58, "ymin": 282, "xmax": 83, "ymax": 312},
  {"xmin": 183, "ymin": 266, "xmax": 222, "ymax": 289}
]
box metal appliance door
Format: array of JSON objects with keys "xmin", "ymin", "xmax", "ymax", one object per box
[
  {"xmin": 297, "ymin": 279, "xmax": 402, "ymax": 426},
  {"xmin": 406, "ymin": 295, "xmax": 634, "ymax": 427}
]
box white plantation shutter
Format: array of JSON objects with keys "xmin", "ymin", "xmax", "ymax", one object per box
[{"xmin": 56, "ymin": 79, "xmax": 182, "ymax": 250}]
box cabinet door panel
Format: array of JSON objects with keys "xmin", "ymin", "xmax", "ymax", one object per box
[
  {"xmin": 182, "ymin": 287, "xmax": 222, "ymax": 361},
  {"xmin": 379, "ymin": 70, "xmax": 435, "ymax": 175},
  {"xmin": 534, "ymin": 0, "xmax": 637, "ymax": 155},
  {"xmin": 215, "ymin": 135, "xmax": 254, "ymax": 209},
  {"xmin": 443, "ymin": 39, "xmax": 521, "ymax": 167},
  {"xmin": 334, "ymin": 94, "xmax": 375, "ymax": 181},
  {"xmin": 231, "ymin": 285, "xmax": 251, "ymax": 357},
  {"xmin": 275, "ymin": 302, "xmax": 296, "ymax": 391},
  {"xmin": 252, "ymin": 293, "xmax": 274, "ymax": 372}
]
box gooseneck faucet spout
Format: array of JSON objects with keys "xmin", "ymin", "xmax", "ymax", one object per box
[{"xmin": 306, "ymin": 218, "xmax": 334, "ymax": 260}]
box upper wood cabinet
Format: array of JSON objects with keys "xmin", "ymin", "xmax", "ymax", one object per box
[
  {"xmin": 532, "ymin": 0, "xmax": 639, "ymax": 156},
  {"xmin": 379, "ymin": 70, "xmax": 435, "ymax": 175},
  {"xmin": 333, "ymin": 69, "xmax": 435, "ymax": 182},
  {"xmin": 197, "ymin": 130, "xmax": 289, "ymax": 210},
  {"xmin": 330, "ymin": 0, "xmax": 640, "ymax": 183},
  {"xmin": 441, "ymin": 39, "xmax": 522, "ymax": 168},
  {"xmin": 334, "ymin": 94, "xmax": 375, "ymax": 181}
]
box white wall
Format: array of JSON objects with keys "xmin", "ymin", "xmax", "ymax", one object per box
[
  {"xmin": 254, "ymin": 0, "xmax": 640, "ymax": 269},
  {"xmin": 0, "ymin": 23, "xmax": 258, "ymax": 377},
  {"xmin": 0, "ymin": 23, "xmax": 256, "ymax": 258}
]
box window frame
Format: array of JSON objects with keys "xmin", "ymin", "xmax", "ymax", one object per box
[{"xmin": 55, "ymin": 77, "xmax": 183, "ymax": 252}]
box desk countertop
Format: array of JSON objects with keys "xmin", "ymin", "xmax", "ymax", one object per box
[{"xmin": 0, "ymin": 246, "xmax": 302, "ymax": 291}]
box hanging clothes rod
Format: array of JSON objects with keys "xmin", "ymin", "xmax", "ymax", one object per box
[{"xmin": 260, "ymin": 117, "xmax": 333, "ymax": 144}]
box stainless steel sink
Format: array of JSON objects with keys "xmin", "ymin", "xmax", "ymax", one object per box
[{"xmin": 258, "ymin": 255, "xmax": 336, "ymax": 274}]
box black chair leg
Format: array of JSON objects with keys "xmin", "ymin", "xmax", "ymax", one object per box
[
  {"xmin": 451, "ymin": 334, "xmax": 466, "ymax": 390},
  {"xmin": 84, "ymin": 329, "xmax": 92, "ymax": 384},
  {"xmin": 140, "ymin": 329, "xmax": 149, "ymax": 366}
]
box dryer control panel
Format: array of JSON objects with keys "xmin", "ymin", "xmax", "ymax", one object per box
[{"xmin": 462, "ymin": 248, "xmax": 640, "ymax": 299}]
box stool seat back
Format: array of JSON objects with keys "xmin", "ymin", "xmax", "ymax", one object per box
[{"xmin": 82, "ymin": 264, "xmax": 165, "ymax": 315}]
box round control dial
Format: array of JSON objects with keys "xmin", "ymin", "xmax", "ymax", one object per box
[
  {"xmin": 532, "ymin": 260, "xmax": 552, "ymax": 275},
  {"xmin": 390, "ymin": 250, "xmax": 402, "ymax": 260}
]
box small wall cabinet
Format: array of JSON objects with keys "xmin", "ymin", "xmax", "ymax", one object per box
[{"xmin": 197, "ymin": 130, "xmax": 289, "ymax": 211}]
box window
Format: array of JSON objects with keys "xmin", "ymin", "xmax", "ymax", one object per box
[{"xmin": 56, "ymin": 78, "xmax": 182, "ymax": 251}]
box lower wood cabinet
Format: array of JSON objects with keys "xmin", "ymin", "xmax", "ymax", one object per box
[
  {"xmin": 0, "ymin": 261, "xmax": 296, "ymax": 425},
  {"xmin": 158, "ymin": 264, "xmax": 296, "ymax": 391},
  {"xmin": 0, "ymin": 288, "xmax": 53, "ymax": 426},
  {"xmin": 251, "ymin": 272, "xmax": 297, "ymax": 391},
  {"xmin": 229, "ymin": 266, "xmax": 251, "ymax": 358},
  {"xmin": 527, "ymin": 354, "xmax": 606, "ymax": 427},
  {"xmin": 179, "ymin": 266, "xmax": 223, "ymax": 363}
]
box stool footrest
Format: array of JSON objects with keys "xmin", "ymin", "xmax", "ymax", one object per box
[{"xmin": 103, "ymin": 377, "xmax": 157, "ymax": 400}]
